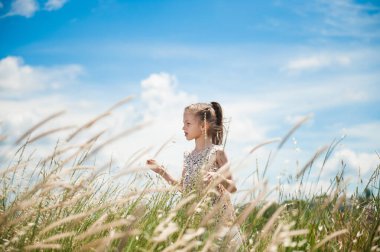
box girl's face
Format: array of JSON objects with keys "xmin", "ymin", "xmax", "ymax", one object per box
[{"xmin": 182, "ymin": 111, "xmax": 203, "ymax": 141}]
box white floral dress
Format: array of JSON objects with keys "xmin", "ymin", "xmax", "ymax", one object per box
[{"xmin": 182, "ymin": 144, "xmax": 243, "ymax": 251}]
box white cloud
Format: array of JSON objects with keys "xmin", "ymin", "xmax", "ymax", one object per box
[
  {"xmin": 0, "ymin": 2, "xmax": 3, "ymax": 9},
  {"xmin": 0, "ymin": 56, "xmax": 83, "ymax": 93},
  {"xmin": 5, "ymin": 0, "xmax": 38, "ymax": 18},
  {"xmin": 341, "ymin": 122, "xmax": 380, "ymax": 151},
  {"xmin": 45, "ymin": 0, "xmax": 68, "ymax": 11},
  {"xmin": 320, "ymin": 148, "xmax": 379, "ymax": 178},
  {"xmin": 262, "ymin": 78, "xmax": 372, "ymax": 114},
  {"xmin": 0, "ymin": 55, "xmax": 377, "ymax": 203},
  {"xmin": 0, "ymin": 70, "xmax": 199, "ymax": 182},
  {"xmin": 140, "ymin": 72, "xmax": 197, "ymax": 121},
  {"xmin": 284, "ymin": 53, "xmax": 351, "ymax": 73}
]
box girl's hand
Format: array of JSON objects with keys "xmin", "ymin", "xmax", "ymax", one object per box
[
  {"xmin": 146, "ymin": 159, "xmax": 164, "ymax": 175},
  {"xmin": 203, "ymin": 171, "xmax": 220, "ymax": 185}
]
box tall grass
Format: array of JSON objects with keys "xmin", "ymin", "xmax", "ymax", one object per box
[{"xmin": 0, "ymin": 99, "xmax": 379, "ymax": 251}]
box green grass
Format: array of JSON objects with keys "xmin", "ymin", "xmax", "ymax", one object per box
[{"xmin": 0, "ymin": 103, "xmax": 379, "ymax": 251}]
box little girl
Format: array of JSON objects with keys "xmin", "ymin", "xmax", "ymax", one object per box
[{"xmin": 147, "ymin": 102, "xmax": 243, "ymax": 251}]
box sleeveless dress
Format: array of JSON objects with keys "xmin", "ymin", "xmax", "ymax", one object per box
[{"xmin": 182, "ymin": 144, "xmax": 244, "ymax": 251}]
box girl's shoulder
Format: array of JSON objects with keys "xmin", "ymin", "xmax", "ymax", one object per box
[
  {"xmin": 183, "ymin": 150, "xmax": 191, "ymax": 158},
  {"xmin": 211, "ymin": 144, "xmax": 224, "ymax": 153}
]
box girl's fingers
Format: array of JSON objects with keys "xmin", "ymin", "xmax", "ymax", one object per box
[{"xmin": 146, "ymin": 159, "xmax": 157, "ymax": 165}]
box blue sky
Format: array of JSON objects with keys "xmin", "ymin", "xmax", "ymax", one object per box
[{"xmin": 1, "ymin": 0, "xmax": 379, "ymax": 202}]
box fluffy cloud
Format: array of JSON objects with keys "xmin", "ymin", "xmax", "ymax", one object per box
[
  {"xmin": 140, "ymin": 72, "xmax": 197, "ymax": 121},
  {"xmin": 0, "ymin": 69, "xmax": 199, "ymax": 181},
  {"xmin": 45, "ymin": 0, "xmax": 68, "ymax": 11},
  {"xmin": 0, "ymin": 57, "xmax": 378, "ymax": 203},
  {"xmin": 5, "ymin": 0, "xmax": 38, "ymax": 18},
  {"xmin": 0, "ymin": 56, "xmax": 83, "ymax": 93},
  {"xmin": 318, "ymin": 148, "xmax": 379, "ymax": 178}
]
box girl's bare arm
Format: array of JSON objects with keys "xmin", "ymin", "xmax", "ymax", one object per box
[
  {"xmin": 147, "ymin": 159, "xmax": 184, "ymax": 191},
  {"xmin": 214, "ymin": 150, "xmax": 237, "ymax": 193}
]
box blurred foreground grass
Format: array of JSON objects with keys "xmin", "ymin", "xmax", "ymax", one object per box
[{"xmin": 0, "ymin": 99, "xmax": 379, "ymax": 251}]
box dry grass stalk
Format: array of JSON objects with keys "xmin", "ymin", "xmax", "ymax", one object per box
[
  {"xmin": 152, "ymin": 212, "xmax": 178, "ymax": 242},
  {"xmin": 152, "ymin": 136, "xmax": 175, "ymax": 159},
  {"xmin": 75, "ymin": 219, "xmax": 133, "ymax": 241},
  {"xmin": 59, "ymin": 131, "xmax": 104, "ymax": 166},
  {"xmin": 277, "ymin": 115, "xmax": 311, "ymax": 150},
  {"xmin": 39, "ymin": 212, "xmax": 88, "ymax": 235},
  {"xmin": 235, "ymin": 138, "xmax": 280, "ymax": 173},
  {"xmin": 0, "ymin": 198, "xmax": 36, "ymax": 227},
  {"xmin": 199, "ymin": 236, "xmax": 216, "ymax": 252},
  {"xmin": 41, "ymin": 231, "xmax": 76, "ymax": 243},
  {"xmin": 118, "ymin": 147, "xmax": 154, "ymax": 176},
  {"xmin": 15, "ymin": 110, "xmax": 65, "ymax": 145},
  {"xmin": 24, "ymin": 243, "xmax": 62, "ymax": 250},
  {"xmin": 184, "ymin": 187, "xmax": 219, "ymax": 218},
  {"xmin": 105, "ymin": 95, "xmax": 134, "ymax": 113},
  {"xmin": 0, "ymin": 160, "xmax": 30, "ymax": 176},
  {"xmin": 332, "ymin": 194, "xmax": 346, "ymax": 213},
  {"xmin": 270, "ymin": 220, "xmax": 308, "ymax": 250},
  {"xmin": 90, "ymin": 213, "xmax": 109, "ymax": 228},
  {"xmin": 255, "ymin": 201, "xmax": 276, "ymax": 220},
  {"xmin": 173, "ymin": 194, "xmax": 197, "ymax": 212},
  {"xmin": 234, "ymin": 187, "xmax": 267, "ymax": 226},
  {"xmin": 161, "ymin": 228, "xmax": 205, "ymax": 252},
  {"xmin": 284, "ymin": 229, "xmax": 309, "ymax": 237},
  {"xmin": 79, "ymin": 231, "xmax": 137, "ymax": 252},
  {"xmin": 177, "ymin": 240, "xmax": 203, "ymax": 252},
  {"xmin": 296, "ymin": 145, "xmax": 328, "ymax": 180},
  {"xmin": 66, "ymin": 111, "xmax": 111, "ymax": 142},
  {"xmin": 312, "ymin": 229, "xmax": 348, "ymax": 250},
  {"xmin": 87, "ymin": 122, "xmax": 149, "ymax": 158},
  {"xmin": 67, "ymin": 96, "xmax": 133, "ymax": 142},
  {"xmin": 250, "ymin": 138, "xmax": 281, "ymax": 155},
  {"xmin": 41, "ymin": 143, "xmax": 85, "ymax": 163},
  {"xmin": 260, "ymin": 205, "xmax": 285, "ymax": 237},
  {"xmin": 28, "ymin": 125, "xmax": 75, "ymax": 144},
  {"xmin": 199, "ymin": 194, "xmax": 225, "ymax": 227},
  {"xmin": 40, "ymin": 191, "xmax": 93, "ymax": 213},
  {"xmin": 40, "ymin": 181, "xmax": 75, "ymax": 192},
  {"xmin": 61, "ymin": 165, "xmax": 96, "ymax": 174}
]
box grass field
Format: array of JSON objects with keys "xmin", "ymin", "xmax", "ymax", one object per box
[{"xmin": 1, "ymin": 102, "xmax": 379, "ymax": 251}]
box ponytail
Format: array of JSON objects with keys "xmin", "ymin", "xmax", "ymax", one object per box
[{"xmin": 210, "ymin": 101, "xmax": 223, "ymax": 145}]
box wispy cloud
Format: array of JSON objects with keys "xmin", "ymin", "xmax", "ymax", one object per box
[
  {"xmin": 283, "ymin": 53, "xmax": 351, "ymax": 73},
  {"xmin": 45, "ymin": 0, "xmax": 68, "ymax": 11},
  {"xmin": 317, "ymin": 0, "xmax": 380, "ymax": 39},
  {"xmin": 4, "ymin": 0, "xmax": 38, "ymax": 18},
  {"xmin": 0, "ymin": 56, "xmax": 83, "ymax": 94},
  {"xmin": 2, "ymin": 0, "xmax": 69, "ymax": 18}
]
